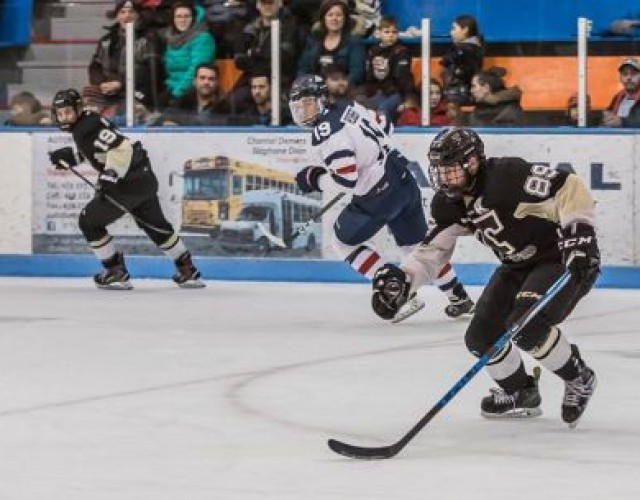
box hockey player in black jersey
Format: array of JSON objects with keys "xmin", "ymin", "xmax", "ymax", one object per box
[
  {"xmin": 289, "ymin": 75, "xmax": 474, "ymax": 323},
  {"xmin": 48, "ymin": 88, "xmax": 204, "ymax": 290},
  {"xmin": 372, "ymin": 127, "xmax": 598, "ymax": 427}
]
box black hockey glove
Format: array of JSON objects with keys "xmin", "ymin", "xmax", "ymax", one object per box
[
  {"xmin": 95, "ymin": 169, "xmax": 120, "ymax": 198},
  {"xmin": 295, "ymin": 166, "xmax": 326, "ymax": 194},
  {"xmin": 371, "ymin": 264, "xmax": 411, "ymax": 320},
  {"xmin": 558, "ymin": 223, "xmax": 601, "ymax": 281},
  {"xmin": 49, "ymin": 147, "xmax": 83, "ymax": 170}
]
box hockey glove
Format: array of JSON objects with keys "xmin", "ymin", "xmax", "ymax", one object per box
[
  {"xmin": 49, "ymin": 147, "xmax": 83, "ymax": 170},
  {"xmin": 295, "ymin": 166, "xmax": 326, "ymax": 194},
  {"xmin": 371, "ymin": 264, "xmax": 411, "ymax": 320},
  {"xmin": 558, "ymin": 222, "xmax": 601, "ymax": 281},
  {"xmin": 95, "ymin": 169, "xmax": 120, "ymax": 198}
]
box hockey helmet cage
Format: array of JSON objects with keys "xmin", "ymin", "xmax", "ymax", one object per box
[
  {"xmin": 289, "ymin": 74, "xmax": 328, "ymax": 127},
  {"xmin": 427, "ymin": 127, "xmax": 485, "ymax": 196}
]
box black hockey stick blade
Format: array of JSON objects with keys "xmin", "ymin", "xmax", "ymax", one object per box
[{"xmin": 328, "ymin": 439, "xmax": 400, "ymax": 460}]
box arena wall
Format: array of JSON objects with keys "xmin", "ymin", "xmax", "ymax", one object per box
[{"xmin": 0, "ymin": 128, "xmax": 638, "ymax": 287}]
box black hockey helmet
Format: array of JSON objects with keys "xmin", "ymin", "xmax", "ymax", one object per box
[
  {"xmin": 288, "ymin": 74, "xmax": 328, "ymax": 127},
  {"xmin": 51, "ymin": 88, "xmax": 83, "ymax": 131},
  {"xmin": 427, "ymin": 127, "xmax": 485, "ymax": 198}
]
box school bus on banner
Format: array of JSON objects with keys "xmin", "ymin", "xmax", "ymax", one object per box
[
  {"xmin": 218, "ymin": 189, "xmax": 322, "ymax": 255},
  {"xmin": 180, "ymin": 155, "xmax": 302, "ymax": 236}
]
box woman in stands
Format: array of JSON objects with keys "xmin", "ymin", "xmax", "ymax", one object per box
[
  {"xmin": 468, "ymin": 67, "xmax": 524, "ymax": 127},
  {"xmin": 163, "ymin": 1, "xmax": 216, "ymax": 102},
  {"xmin": 297, "ymin": 0, "xmax": 366, "ymax": 87},
  {"xmin": 396, "ymin": 78, "xmax": 460, "ymax": 127},
  {"xmin": 440, "ymin": 14, "xmax": 484, "ymax": 106}
]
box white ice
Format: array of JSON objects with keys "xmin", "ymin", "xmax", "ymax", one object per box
[{"xmin": 0, "ymin": 277, "xmax": 638, "ymax": 500}]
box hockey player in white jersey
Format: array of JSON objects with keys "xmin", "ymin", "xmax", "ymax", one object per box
[{"xmin": 288, "ymin": 74, "xmax": 474, "ymax": 322}]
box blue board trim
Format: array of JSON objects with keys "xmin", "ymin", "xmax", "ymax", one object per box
[{"xmin": 0, "ymin": 255, "xmax": 638, "ymax": 288}]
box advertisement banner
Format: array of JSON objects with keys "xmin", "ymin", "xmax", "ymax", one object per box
[{"xmin": 32, "ymin": 130, "xmax": 636, "ymax": 265}]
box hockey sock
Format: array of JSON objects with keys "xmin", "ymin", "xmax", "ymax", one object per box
[
  {"xmin": 345, "ymin": 245, "xmax": 383, "ymax": 280},
  {"xmin": 486, "ymin": 342, "xmax": 530, "ymax": 394},
  {"xmin": 159, "ymin": 234, "xmax": 187, "ymax": 261},
  {"xmin": 89, "ymin": 235, "xmax": 117, "ymax": 262},
  {"xmin": 435, "ymin": 262, "xmax": 469, "ymax": 302},
  {"xmin": 527, "ymin": 326, "xmax": 580, "ymax": 381}
]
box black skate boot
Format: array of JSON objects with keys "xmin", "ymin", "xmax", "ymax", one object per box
[
  {"xmin": 562, "ymin": 346, "xmax": 597, "ymax": 428},
  {"xmin": 173, "ymin": 251, "xmax": 205, "ymax": 289},
  {"xmin": 445, "ymin": 296, "xmax": 475, "ymax": 318},
  {"xmin": 481, "ymin": 370, "xmax": 542, "ymax": 419},
  {"xmin": 93, "ymin": 252, "xmax": 132, "ymax": 290}
]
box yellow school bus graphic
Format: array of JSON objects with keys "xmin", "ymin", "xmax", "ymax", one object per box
[{"xmin": 181, "ymin": 156, "xmax": 299, "ymax": 235}]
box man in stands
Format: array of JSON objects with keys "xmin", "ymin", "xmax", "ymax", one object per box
[
  {"xmin": 160, "ymin": 64, "xmax": 230, "ymax": 126},
  {"xmin": 602, "ymin": 58, "xmax": 640, "ymax": 128},
  {"xmin": 89, "ymin": 0, "xmax": 162, "ymax": 113}
]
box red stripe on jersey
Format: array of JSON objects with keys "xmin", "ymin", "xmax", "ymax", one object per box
[
  {"xmin": 358, "ymin": 253, "xmax": 380, "ymax": 275},
  {"xmin": 437, "ymin": 262, "xmax": 452, "ymax": 278},
  {"xmin": 335, "ymin": 164, "xmax": 357, "ymax": 175}
]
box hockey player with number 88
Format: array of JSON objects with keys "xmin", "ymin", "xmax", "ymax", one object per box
[
  {"xmin": 373, "ymin": 127, "xmax": 599, "ymax": 426},
  {"xmin": 289, "ymin": 74, "xmax": 474, "ymax": 323},
  {"xmin": 48, "ymin": 88, "xmax": 204, "ymax": 290}
]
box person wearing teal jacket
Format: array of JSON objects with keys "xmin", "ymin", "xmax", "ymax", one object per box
[{"xmin": 163, "ymin": 2, "xmax": 216, "ymax": 101}]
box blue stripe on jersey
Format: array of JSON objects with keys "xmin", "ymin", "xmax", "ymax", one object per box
[
  {"xmin": 324, "ymin": 148, "xmax": 355, "ymax": 166},
  {"xmin": 331, "ymin": 173, "xmax": 357, "ymax": 188}
]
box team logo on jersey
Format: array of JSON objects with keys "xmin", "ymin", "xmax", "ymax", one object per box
[{"xmin": 340, "ymin": 105, "xmax": 360, "ymax": 125}]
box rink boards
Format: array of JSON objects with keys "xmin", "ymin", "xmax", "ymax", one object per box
[{"xmin": 0, "ymin": 127, "xmax": 638, "ymax": 287}]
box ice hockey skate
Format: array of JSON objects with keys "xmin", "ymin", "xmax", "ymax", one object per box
[
  {"xmin": 444, "ymin": 296, "xmax": 475, "ymax": 318},
  {"xmin": 481, "ymin": 369, "xmax": 542, "ymax": 419},
  {"xmin": 93, "ymin": 252, "xmax": 133, "ymax": 290},
  {"xmin": 391, "ymin": 293, "xmax": 425, "ymax": 324},
  {"xmin": 173, "ymin": 252, "xmax": 205, "ymax": 289},
  {"xmin": 562, "ymin": 347, "xmax": 597, "ymax": 428}
]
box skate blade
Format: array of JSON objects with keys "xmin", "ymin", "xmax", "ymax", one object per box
[
  {"xmin": 177, "ymin": 279, "xmax": 206, "ymax": 289},
  {"xmin": 481, "ymin": 407, "xmax": 543, "ymax": 419},
  {"xmin": 95, "ymin": 281, "xmax": 133, "ymax": 291},
  {"xmin": 391, "ymin": 300, "xmax": 425, "ymax": 324}
]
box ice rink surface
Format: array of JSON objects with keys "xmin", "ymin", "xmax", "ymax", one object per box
[{"xmin": 0, "ymin": 277, "xmax": 638, "ymax": 500}]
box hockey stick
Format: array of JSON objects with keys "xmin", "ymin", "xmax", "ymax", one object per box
[
  {"xmin": 284, "ymin": 192, "xmax": 346, "ymax": 247},
  {"xmin": 64, "ymin": 164, "xmax": 174, "ymax": 236},
  {"xmin": 328, "ymin": 270, "xmax": 572, "ymax": 460}
]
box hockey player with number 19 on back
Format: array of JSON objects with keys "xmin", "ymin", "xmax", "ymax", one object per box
[
  {"xmin": 288, "ymin": 74, "xmax": 474, "ymax": 323},
  {"xmin": 373, "ymin": 128, "xmax": 598, "ymax": 426},
  {"xmin": 48, "ymin": 88, "xmax": 204, "ymax": 290}
]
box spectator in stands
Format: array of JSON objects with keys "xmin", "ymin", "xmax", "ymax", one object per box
[
  {"xmin": 108, "ymin": 0, "xmax": 173, "ymax": 29},
  {"xmin": 468, "ymin": 67, "xmax": 524, "ymax": 127},
  {"xmin": 323, "ymin": 63, "xmax": 352, "ymax": 103},
  {"xmin": 564, "ymin": 93, "xmax": 599, "ymax": 127},
  {"xmin": 204, "ymin": 0, "xmax": 255, "ymax": 58},
  {"xmin": 297, "ymin": 0, "xmax": 366, "ymax": 87},
  {"xmin": 160, "ymin": 63, "xmax": 230, "ymax": 125},
  {"xmin": 230, "ymin": 0, "xmax": 301, "ymax": 113},
  {"xmin": 440, "ymin": 14, "xmax": 484, "ymax": 105},
  {"xmin": 601, "ymin": 58, "xmax": 640, "ymax": 128},
  {"xmin": 232, "ymin": 70, "xmax": 292, "ymax": 125},
  {"xmin": 163, "ymin": 1, "xmax": 216, "ymax": 102},
  {"xmin": 395, "ymin": 79, "xmax": 460, "ymax": 127},
  {"xmin": 4, "ymin": 91, "xmax": 51, "ymax": 126},
  {"xmin": 428, "ymin": 78, "xmax": 459, "ymax": 126},
  {"xmin": 89, "ymin": 0, "xmax": 163, "ymax": 112},
  {"xmin": 362, "ymin": 16, "xmax": 414, "ymax": 123}
]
